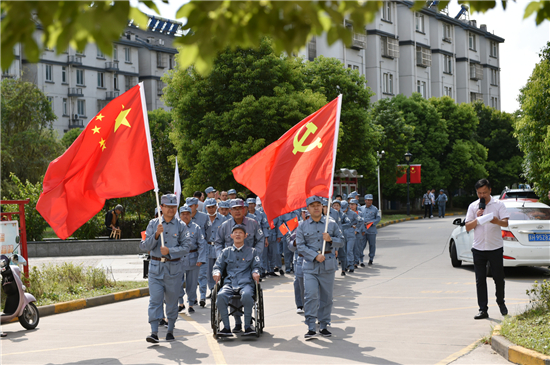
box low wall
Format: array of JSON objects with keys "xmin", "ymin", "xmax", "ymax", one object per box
[{"xmin": 27, "ymin": 238, "xmax": 146, "ymax": 257}]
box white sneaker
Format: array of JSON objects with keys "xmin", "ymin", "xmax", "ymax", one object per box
[
  {"xmin": 296, "ymin": 307, "xmax": 304, "ymax": 314},
  {"xmin": 430, "ymin": 215, "xmax": 433, "ymax": 218}
]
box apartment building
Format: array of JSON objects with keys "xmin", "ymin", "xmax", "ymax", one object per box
[
  {"xmin": 301, "ymin": 1, "xmax": 504, "ymax": 109},
  {"xmin": 3, "ymin": 17, "xmax": 181, "ymax": 136}
]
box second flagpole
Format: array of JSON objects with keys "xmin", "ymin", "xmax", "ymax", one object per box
[{"xmin": 154, "ymin": 190, "xmax": 165, "ymax": 247}]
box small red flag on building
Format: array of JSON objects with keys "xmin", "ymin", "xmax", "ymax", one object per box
[
  {"xmin": 36, "ymin": 83, "xmax": 158, "ymax": 239},
  {"xmin": 396, "ymin": 164, "xmax": 421, "ymax": 184},
  {"xmin": 232, "ymin": 96, "xmax": 342, "ymax": 227},
  {"xmin": 279, "ymin": 223, "xmax": 289, "ymax": 236},
  {"xmin": 286, "ymin": 216, "xmax": 299, "ymax": 232}
]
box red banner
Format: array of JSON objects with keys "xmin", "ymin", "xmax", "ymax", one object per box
[{"xmin": 396, "ymin": 164, "xmax": 421, "ymax": 184}]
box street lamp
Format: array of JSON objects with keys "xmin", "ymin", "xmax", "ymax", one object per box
[
  {"xmin": 376, "ymin": 150, "xmax": 385, "ymax": 218},
  {"xmin": 404, "ymin": 151, "xmax": 413, "ymax": 216}
]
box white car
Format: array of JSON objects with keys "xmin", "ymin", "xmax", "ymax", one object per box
[{"xmin": 449, "ymin": 201, "xmax": 550, "ymax": 271}]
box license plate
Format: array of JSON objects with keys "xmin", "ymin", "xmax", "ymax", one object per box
[{"xmin": 528, "ymin": 233, "xmax": 550, "ymax": 241}]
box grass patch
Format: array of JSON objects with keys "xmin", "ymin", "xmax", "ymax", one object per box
[
  {"xmin": 500, "ymin": 280, "xmax": 550, "ymax": 356},
  {"xmin": 1, "ymin": 263, "xmax": 146, "ymax": 309},
  {"xmin": 379, "ymin": 214, "xmax": 420, "ymax": 224}
]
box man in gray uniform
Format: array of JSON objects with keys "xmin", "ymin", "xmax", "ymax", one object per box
[
  {"xmin": 340, "ymin": 200, "xmax": 358, "ymax": 273},
  {"xmin": 213, "ymin": 224, "xmax": 261, "ymax": 337},
  {"xmin": 200, "ymin": 198, "xmax": 225, "ymax": 301},
  {"xmin": 331, "ymin": 200, "xmax": 350, "ymax": 276},
  {"xmin": 227, "ymin": 189, "xmax": 237, "ymax": 200},
  {"xmin": 201, "ymin": 187, "xmax": 217, "ymax": 212},
  {"xmin": 178, "ymin": 205, "xmax": 207, "ymax": 313},
  {"xmin": 246, "ymin": 198, "xmax": 270, "ymax": 277},
  {"xmin": 296, "ymin": 196, "xmax": 343, "ymax": 338},
  {"xmin": 360, "ymin": 194, "xmax": 381, "ymax": 265},
  {"xmin": 140, "ymin": 194, "xmax": 190, "ymax": 343},
  {"xmin": 288, "ymin": 212, "xmax": 310, "ymax": 313},
  {"xmin": 218, "ymin": 200, "xmax": 231, "ymax": 220},
  {"xmin": 185, "ymin": 197, "xmax": 209, "ymax": 306}
]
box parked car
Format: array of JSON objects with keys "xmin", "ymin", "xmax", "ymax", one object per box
[
  {"xmin": 448, "ymin": 200, "xmax": 550, "ymax": 272},
  {"xmin": 499, "ymin": 186, "xmax": 539, "ymax": 202}
]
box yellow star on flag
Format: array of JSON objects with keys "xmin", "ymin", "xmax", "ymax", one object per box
[
  {"xmin": 99, "ymin": 138, "xmax": 106, "ymax": 151},
  {"xmin": 96, "ymin": 113, "xmax": 105, "ymax": 121},
  {"xmin": 114, "ymin": 108, "xmax": 132, "ymax": 133},
  {"xmin": 92, "ymin": 126, "xmax": 101, "ymax": 134}
]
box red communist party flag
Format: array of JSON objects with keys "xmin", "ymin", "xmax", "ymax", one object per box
[
  {"xmin": 410, "ymin": 164, "xmax": 421, "ymax": 184},
  {"xmin": 396, "ymin": 164, "xmax": 421, "ymax": 184},
  {"xmin": 232, "ymin": 95, "xmax": 342, "ymax": 227},
  {"xmin": 36, "ymin": 83, "xmax": 158, "ymax": 239},
  {"xmin": 286, "ymin": 216, "xmax": 299, "ymax": 232}
]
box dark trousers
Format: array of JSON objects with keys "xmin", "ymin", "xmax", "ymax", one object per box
[
  {"xmin": 424, "ymin": 204, "xmax": 432, "ymax": 218},
  {"xmin": 472, "ymin": 247, "xmax": 505, "ymax": 312}
]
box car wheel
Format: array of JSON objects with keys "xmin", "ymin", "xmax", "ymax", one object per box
[
  {"xmin": 486, "ymin": 261, "xmax": 493, "ymax": 277},
  {"xmin": 450, "ymin": 241, "xmax": 462, "ymax": 267}
]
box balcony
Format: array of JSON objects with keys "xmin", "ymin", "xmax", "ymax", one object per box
[
  {"xmin": 351, "ymin": 33, "xmax": 366, "ymax": 50},
  {"xmin": 69, "ymin": 118, "xmax": 84, "ymax": 129},
  {"xmin": 68, "ymin": 87, "xmax": 83, "ymax": 97},
  {"xmin": 106, "ymin": 91, "xmax": 119, "ymax": 100},
  {"xmin": 470, "ymin": 63, "xmax": 484, "ymax": 80},
  {"xmin": 105, "ymin": 61, "xmax": 119, "ymax": 71},
  {"xmin": 67, "ymin": 55, "xmax": 82, "ymax": 65}
]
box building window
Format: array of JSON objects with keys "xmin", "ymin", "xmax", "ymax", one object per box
[
  {"xmin": 125, "ymin": 75, "xmax": 133, "ymax": 91},
  {"xmin": 443, "ymin": 24, "xmax": 452, "ymax": 42},
  {"xmin": 157, "ymin": 52, "xmax": 166, "ymax": 68},
  {"xmin": 381, "ymin": 36, "xmax": 399, "ymax": 58},
  {"xmin": 76, "ymin": 69, "xmax": 85, "ymax": 85},
  {"xmin": 415, "ymin": 13, "xmax": 424, "ymax": 33},
  {"xmin": 383, "ymin": 73, "xmax": 393, "ymax": 94},
  {"xmin": 157, "ymin": 80, "xmax": 165, "ymax": 96},
  {"xmin": 76, "ymin": 48, "xmax": 85, "ymax": 56},
  {"xmin": 444, "ymin": 86, "xmax": 452, "ymax": 97},
  {"xmin": 47, "ymin": 96, "xmax": 53, "ymax": 105},
  {"xmin": 124, "ymin": 47, "xmax": 131, "ymax": 62},
  {"xmin": 470, "ymin": 63, "xmax": 483, "ymax": 80},
  {"xmin": 169, "ymin": 56, "xmax": 174, "ymax": 70},
  {"xmin": 470, "ymin": 92, "xmax": 483, "ymax": 103},
  {"xmin": 97, "ymin": 72, "xmax": 104, "ymax": 88},
  {"xmin": 417, "ymin": 80, "xmax": 426, "ymax": 98},
  {"xmin": 382, "ymin": 2, "xmax": 392, "ymax": 22},
  {"xmin": 491, "ymin": 96, "xmax": 498, "ymax": 108},
  {"xmin": 469, "ymin": 32, "xmax": 476, "ymax": 51},
  {"xmin": 444, "ymin": 55, "xmax": 453, "ymax": 74},
  {"xmin": 353, "ymin": 65, "xmax": 359, "ymax": 72},
  {"xmin": 62, "ymin": 66, "xmax": 67, "ymax": 83},
  {"xmin": 63, "ymin": 98, "xmax": 68, "ymax": 116},
  {"xmin": 97, "ymin": 47, "xmax": 105, "ymax": 59},
  {"xmin": 490, "ymin": 69, "xmax": 498, "ymax": 85},
  {"xmin": 416, "ymin": 46, "xmax": 432, "ymax": 67},
  {"xmin": 490, "ymin": 41, "xmax": 498, "ymax": 57},
  {"xmin": 113, "ymin": 46, "xmax": 118, "ymax": 61},
  {"xmin": 77, "ymin": 99, "xmax": 86, "ymax": 116},
  {"xmin": 45, "ymin": 64, "xmax": 53, "ymax": 82},
  {"xmin": 114, "ymin": 75, "xmax": 119, "ymax": 90}
]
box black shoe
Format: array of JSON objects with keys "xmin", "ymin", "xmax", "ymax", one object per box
[
  {"xmin": 279, "ymin": 269, "xmax": 285, "ymax": 275},
  {"xmin": 159, "ymin": 318, "xmax": 168, "ymax": 327},
  {"xmin": 268, "ymin": 271, "xmax": 278, "ymax": 277},
  {"xmin": 349, "ymin": 269, "xmax": 354, "ymax": 273},
  {"xmin": 200, "ymin": 300, "xmax": 206, "ymax": 307},
  {"xmin": 218, "ymin": 328, "xmax": 233, "ymax": 337},
  {"xmin": 474, "ymin": 311, "xmax": 489, "ymax": 320},
  {"xmin": 206, "ymin": 292, "xmax": 212, "ymax": 299},
  {"xmin": 341, "ymin": 271, "xmax": 346, "ymax": 276},
  {"xmin": 360, "ymin": 263, "xmax": 366, "ymax": 267},
  {"xmin": 499, "ymin": 304, "xmax": 508, "ymax": 316},
  {"xmin": 178, "ymin": 304, "xmax": 185, "ymax": 312},
  {"xmin": 260, "ymin": 273, "xmax": 266, "ymax": 278},
  {"xmin": 242, "ymin": 327, "xmax": 256, "ymax": 336},
  {"xmin": 166, "ymin": 332, "xmax": 175, "ymax": 341},
  {"xmin": 320, "ymin": 328, "xmax": 332, "ymax": 337},
  {"xmin": 193, "ymin": 300, "xmax": 198, "ymax": 306},
  {"xmin": 304, "ymin": 330, "xmax": 317, "ymax": 339},
  {"xmin": 368, "ymin": 260, "xmax": 373, "ymax": 265},
  {"xmin": 188, "ymin": 306, "xmax": 195, "ymax": 313},
  {"xmin": 232, "ymin": 324, "xmax": 242, "ymax": 333},
  {"xmin": 354, "ymin": 264, "xmax": 358, "ymax": 268},
  {"xmin": 146, "ymin": 333, "xmax": 159, "ymax": 343}
]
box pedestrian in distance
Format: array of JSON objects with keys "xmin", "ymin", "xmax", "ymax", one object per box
[
  {"xmin": 105, "ymin": 204, "xmax": 123, "ymax": 239},
  {"xmin": 360, "ymin": 194, "xmax": 381, "ymax": 266},
  {"xmin": 227, "ymin": 189, "xmax": 237, "ymax": 200},
  {"xmin": 296, "ymin": 195, "xmax": 344, "ymax": 339},
  {"xmin": 435, "ymin": 189, "xmax": 448, "ymax": 218},
  {"xmin": 140, "ymin": 194, "xmax": 190, "ymax": 343},
  {"xmin": 199, "ymin": 198, "xmax": 225, "ymax": 302},
  {"xmin": 422, "ymin": 189, "xmax": 432, "ymax": 219},
  {"xmin": 465, "ymin": 178, "xmax": 510, "ymax": 320},
  {"xmin": 201, "ymin": 186, "xmax": 216, "ymax": 212}
]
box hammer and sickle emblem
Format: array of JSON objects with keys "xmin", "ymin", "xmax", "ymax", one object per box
[{"xmin": 292, "ymin": 122, "xmax": 323, "ymax": 155}]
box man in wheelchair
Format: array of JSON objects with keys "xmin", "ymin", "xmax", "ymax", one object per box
[{"xmin": 212, "ymin": 224, "xmax": 261, "ymax": 337}]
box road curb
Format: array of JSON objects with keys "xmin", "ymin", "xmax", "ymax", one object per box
[
  {"xmin": 376, "ymin": 212, "xmax": 465, "ymax": 229},
  {"xmin": 37, "ymin": 287, "xmax": 149, "ymax": 318},
  {"xmin": 491, "ymin": 325, "xmax": 550, "ymax": 365}
]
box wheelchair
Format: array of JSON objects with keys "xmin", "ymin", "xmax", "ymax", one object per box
[{"xmin": 210, "ymin": 277, "xmax": 264, "ymax": 339}]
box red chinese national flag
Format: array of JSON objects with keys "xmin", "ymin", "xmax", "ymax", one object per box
[
  {"xmin": 410, "ymin": 164, "xmax": 421, "ymax": 184},
  {"xmin": 396, "ymin": 164, "xmax": 421, "ymax": 184},
  {"xmin": 232, "ymin": 96, "xmax": 342, "ymax": 227},
  {"xmin": 36, "ymin": 83, "xmax": 158, "ymax": 239}
]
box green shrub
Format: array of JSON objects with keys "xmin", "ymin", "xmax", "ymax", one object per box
[
  {"xmin": 526, "ymin": 279, "xmax": 550, "ymax": 312},
  {"xmin": 451, "ymin": 195, "xmax": 477, "ymax": 209}
]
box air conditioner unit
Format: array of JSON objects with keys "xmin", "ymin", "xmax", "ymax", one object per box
[
  {"xmin": 73, "ymin": 114, "xmax": 79, "ymax": 120},
  {"xmin": 158, "ymin": 39, "xmax": 165, "ymax": 46}
]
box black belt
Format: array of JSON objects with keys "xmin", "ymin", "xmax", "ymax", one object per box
[
  {"xmin": 151, "ymin": 256, "xmax": 179, "ymax": 262},
  {"xmin": 316, "ymin": 250, "xmax": 332, "ymax": 254},
  {"xmin": 298, "ymin": 254, "xmax": 304, "ymax": 258},
  {"xmin": 207, "ymin": 242, "xmax": 214, "ymax": 245},
  {"xmin": 189, "ymin": 249, "xmax": 198, "ymax": 253}
]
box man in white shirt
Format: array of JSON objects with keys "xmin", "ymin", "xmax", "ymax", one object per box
[{"xmin": 465, "ymin": 179, "xmax": 510, "ymax": 320}]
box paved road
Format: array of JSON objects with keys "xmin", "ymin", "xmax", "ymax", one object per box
[{"xmin": 3, "ymin": 216, "xmax": 548, "ymax": 364}]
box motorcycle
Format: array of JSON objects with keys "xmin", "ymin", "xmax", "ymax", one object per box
[{"xmin": 1, "ymin": 245, "xmax": 39, "ymax": 335}]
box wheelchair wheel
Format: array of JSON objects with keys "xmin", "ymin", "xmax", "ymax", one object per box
[
  {"xmin": 254, "ymin": 301, "xmax": 260, "ymax": 338},
  {"xmin": 258, "ymin": 287, "xmax": 264, "ymax": 334},
  {"xmin": 211, "ymin": 283, "xmax": 220, "ymax": 338}
]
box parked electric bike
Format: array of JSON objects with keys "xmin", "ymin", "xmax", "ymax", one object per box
[{"xmin": 1, "ymin": 247, "xmax": 39, "ymax": 333}]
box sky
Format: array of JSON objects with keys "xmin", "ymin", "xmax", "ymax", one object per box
[{"xmin": 132, "ymin": 0, "xmax": 550, "ymax": 114}]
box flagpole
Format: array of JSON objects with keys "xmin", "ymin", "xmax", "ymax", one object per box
[
  {"xmin": 154, "ymin": 190, "xmax": 165, "ymax": 248},
  {"xmin": 321, "ymin": 94, "xmax": 342, "ymax": 256}
]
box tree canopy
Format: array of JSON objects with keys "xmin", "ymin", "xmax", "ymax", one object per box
[{"xmin": 2, "ymin": 0, "xmax": 549, "ymax": 72}]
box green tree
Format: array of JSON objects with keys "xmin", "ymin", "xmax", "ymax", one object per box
[
  {"xmin": 60, "ymin": 128, "xmax": 82, "ymax": 148},
  {"xmin": 164, "ymin": 38, "xmax": 327, "ymax": 195},
  {"xmin": 1, "ymin": 78, "xmax": 63, "ymax": 194},
  {"xmin": 302, "ymin": 56, "xmax": 379, "ymax": 173},
  {"xmin": 3, "ymin": 1, "xmax": 548, "ymax": 73},
  {"xmin": 474, "ymin": 101, "xmax": 522, "ymax": 194},
  {"xmin": 148, "ymin": 108, "xmax": 178, "ymax": 193},
  {"xmin": 515, "ymin": 42, "xmax": 550, "ymax": 202}
]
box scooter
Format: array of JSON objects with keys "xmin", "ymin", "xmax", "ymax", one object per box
[{"xmin": 1, "ymin": 247, "xmax": 39, "ymax": 335}]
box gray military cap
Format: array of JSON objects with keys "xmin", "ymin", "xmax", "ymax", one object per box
[
  {"xmin": 365, "ymin": 194, "xmax": 374, "ymax": 200},
  {"xmin": 228, "ymin": 189, "xmax": 237, "ymax": 195},
  {"xmin": 306, "ymin": 196, "xmax": 323, "ymax": 206},
  {"xmin": 186, "ymin": 197, "xmax": 199, "ymax": 206},
  {"xmin": 232, "ymin": 224, "xmax": 247, "ymax": 233},
  {"xmin": 179, "ymin": 204, "xmax": 192, "ymax": 213},
  {"xmin": 204, "ymin": 198, "xmax": 217, "ymax": 207},
  {"xmin": 341, "ymin": 200, "xmax": 349, "ymax": 209},
  {"xmin": 348, "ymin": 191, "xmax": 358, "ymax": 199},
  {"xmin": 332, "ymin": 200, "xmax": 341, "ymax": 206},
  {"xmin": 205, "ymin": 186, "xmax": 216, "ymax": 194},
  {"xmin": 230, "ymin": 199, "xmax": 245, "ymax": 208},
  {"xmin": 161, "ymin": 194, "xmax": 178, "ymax": 206},
  {"xmin": 218, "ymin": 201, "xmax": 230, "ymax": 209},
  {"xmin": 350, "ymin": 199, "xmax": 359, "ymax": 204},
  {"xmin": 246, "ymin": 198, "xmax": 256, "ymax": 205}
]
